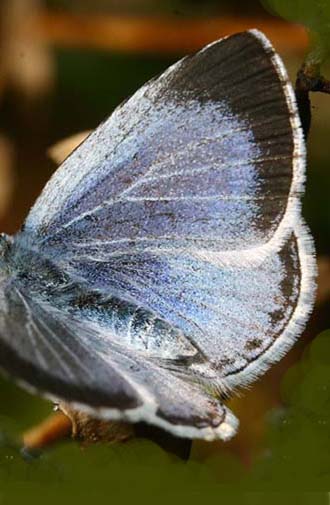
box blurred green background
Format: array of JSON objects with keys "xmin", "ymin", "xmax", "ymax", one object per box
[{"xmin": 0, "ymin": 0, "xmax": 329, "ymax": 502}]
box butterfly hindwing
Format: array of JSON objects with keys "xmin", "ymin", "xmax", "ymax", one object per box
[{"xmin": 0, "ymin": 277, "xmax": 237, "ymax": 440}]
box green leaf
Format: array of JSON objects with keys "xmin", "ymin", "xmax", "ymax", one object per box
[{"xmin": 262, "ymin": 0, "xmax": 330, "ymax": 63}]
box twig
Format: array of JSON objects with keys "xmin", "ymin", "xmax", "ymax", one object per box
[
  {"xmin": 23, "ymin": 411, "xmax": 72, "ymax": 451},
  {"xmin": 295, "ymin": 62, "xmax": 330, "ymax": 138}
]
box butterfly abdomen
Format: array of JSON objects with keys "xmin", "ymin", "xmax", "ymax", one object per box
[
  {"xmin": 10, "ymin": 241, "xmax": 197, "ymax": 362},
  {"xmin": 66, "ymin": 292, "xmax": 197, "ymax": 361}
]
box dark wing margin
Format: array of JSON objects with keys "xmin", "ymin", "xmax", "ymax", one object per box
[{"xmin": 223, "ymin": 222, "xmax": 316, "ymax": 390}]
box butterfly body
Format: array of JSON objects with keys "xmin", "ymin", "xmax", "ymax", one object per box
[
  {"xmin": 6, "ymin": 233, "xmax": 199, "ymax": 364},
  {"xmin": 0, "ymin": 30, "xmax": 316, "ymax": 441}
]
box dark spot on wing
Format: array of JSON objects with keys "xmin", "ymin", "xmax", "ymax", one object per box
[{"xmin": 245, "ymin": 338, "xmax": 263, "ymax": 351}]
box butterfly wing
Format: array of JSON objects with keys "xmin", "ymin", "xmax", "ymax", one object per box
[
  {"xmin": 25, "ymin": 30, "xmax": 300, "ymax": 254},
  {"xmin": 1, "ymin": 30, "xmax": 316, "ymax": 439},
  {"xmin": 0, "ymin": 276, "xmax": 236, "ymax": 440},
  {"xmin": 0, "ymin": 227, "xmax": 312, "ymax": 440}
]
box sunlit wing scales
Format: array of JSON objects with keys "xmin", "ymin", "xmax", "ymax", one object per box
[{"xmin": 0, "ymin": 30, "xmax": 316, "ymax": 441}]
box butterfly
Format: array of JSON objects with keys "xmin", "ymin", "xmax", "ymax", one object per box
[{"xmin": 0, "ymin": 29, "xmax": 316, "ymax": 441}]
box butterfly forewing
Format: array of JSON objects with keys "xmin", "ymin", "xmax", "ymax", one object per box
[{"xmin": 26, "ymin": 31, "xmax": 296, "ymax": 254}]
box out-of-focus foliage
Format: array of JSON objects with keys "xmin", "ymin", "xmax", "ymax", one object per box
[
  {"xmin": 262, "ymin": 0, "xmax": 330, "ymax": 63},
  {"xmin": 0, "ymin": 0, "xmax": 54, "ymax": 100},
  {"xmin": 45, "ymin": 0, "xmax": 265, "ymax": 16}
]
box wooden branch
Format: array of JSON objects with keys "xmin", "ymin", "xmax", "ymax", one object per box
[
  {"xmin": 35, "ymin": 11, "xmax": 308, "ymax": 55},
  {"xmin": 22, "ymin": 406, "xmax": 191, "ymax": 460},
  {"xmin": 23, "ymin": 411, "xmax": 72, "ymax": 451},
  {"xmin": 295, "ymin": 62, "xmax": 330, "ymax": 137}
]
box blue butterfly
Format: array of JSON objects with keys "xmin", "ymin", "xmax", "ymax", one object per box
[{"xmin": 0, "ymin": 29, "xmax": 316, "ymax": 441}]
